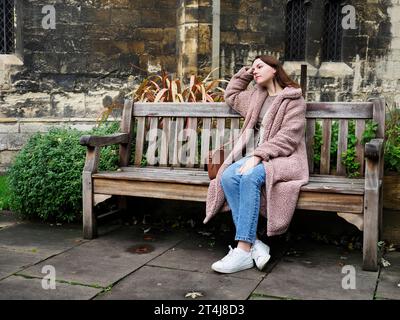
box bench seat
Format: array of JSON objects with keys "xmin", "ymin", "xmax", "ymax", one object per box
[{"xmin": 92, "ymin": 167, "xmax": 369, "ymax": 214}]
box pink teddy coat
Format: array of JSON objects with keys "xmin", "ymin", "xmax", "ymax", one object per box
[{"xmin": 204, "ymin": 66, "xmax": 310, "ymax": 236}]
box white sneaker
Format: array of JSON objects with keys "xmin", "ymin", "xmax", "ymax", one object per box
[
  {"xmin": 212, "ymin": 245, "xmax": 254, "ymax": 274},
  {"xmin": 251, "ymin": 239, "xmax": 271, "ymax": 270}
]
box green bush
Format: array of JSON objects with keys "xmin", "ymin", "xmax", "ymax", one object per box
[
  {"xmin": 384, "ymin": 104, "xmax": 400, "ymax": 173},
  {"xmin": 7, "ymin": 121, "xmax": 122, "ymax": 223},
  {"xmin": 0, "ymin": 175, "xmax": 11, "ymax": 210},
  {"xmin": 313, "ymin": 119, "xmax": 378, "ymax": 177}
]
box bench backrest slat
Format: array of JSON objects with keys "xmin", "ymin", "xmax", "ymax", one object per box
[
  {"xmin": 128, "ymin": 98, "xmax": 384, "ymax": 177},
  {"xmin": 134, "ymin": 117, "xmax": 146, "ymax": 166}
]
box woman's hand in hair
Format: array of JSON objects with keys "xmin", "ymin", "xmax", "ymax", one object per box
[
  {"xmin": 238, "ymin": 156, "xmax": 262, "ymax": 175},
  {"xmin": 245, "ymin": 66, "xmax": 255, "ymax": 76}
]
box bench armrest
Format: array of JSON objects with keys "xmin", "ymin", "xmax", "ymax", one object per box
[
  {"xmin": 80, "ymin": 133, "xmax": 130, "ymax": 174},
  {"xmin": 79, "ymin": 133, "xmax": 129, "ymax": 147},
  {"xmin": 364, "ymin": 138, "xmax": 384, "ymax": 161},
  {"xmin": 365, "ymin": 138, "xmax": 384, "ymax": 183}
]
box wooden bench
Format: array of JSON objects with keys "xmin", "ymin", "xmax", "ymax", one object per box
[{"xmin": 80, "ymin": 97, "xmax": 385, "ymax": 271}]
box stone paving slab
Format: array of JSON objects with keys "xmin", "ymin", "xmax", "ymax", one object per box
[
  {"xmin": 147, "ymin": 232, "xmax": 289, "ymax": 281},
  {"xmin": 95, "ymin": 265, "xmax": 260, "ymax": 300},
  {"xmin": 0, "ymin": 275, "xmax": 101, "ymax": 300},
  {"xmin": 0, "ymin": 247, "xmax": 47, "ymax": 280},
  {"xmin": 253, "ymin": 240, "xmax": 379, "ymax": 300},
  {"xmin": 0, "ymin": 222, "xmax": 85, "ymax": 255},
  {"xmin": 376, "ymin": 252, "xmax": 400, "ymax": 300},
  {"xmin": 0, "ymin": 211, "xmax": 23, "ymax": 229},
  {"xmin": 18, "ymin": 226, "xmax": 188, "ymax": 288}
]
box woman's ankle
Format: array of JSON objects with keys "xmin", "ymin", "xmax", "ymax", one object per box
[{"xmin": 237, "ymin": 241, "xmax": 251, "ymax": 252}]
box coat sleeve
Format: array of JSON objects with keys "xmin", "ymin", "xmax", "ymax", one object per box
[
  {"xmin": 224, "ymin": 66, "xmax": 256, "ymax": 118},
  {"xmin": 253, "ymin": 99, "xmax": 307, "ymax": 161}
]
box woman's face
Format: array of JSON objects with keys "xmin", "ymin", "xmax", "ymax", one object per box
[{"xmin": 252, "ymin": 59, "xmax": 276, "ymax": 84}]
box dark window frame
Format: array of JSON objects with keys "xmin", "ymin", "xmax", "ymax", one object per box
[
  {"xmin": 0, "ymin": 0, "xmax": 15, "ymax": 54},
  {"xmin": 285, "ymin": 0, "xmax": 311, "ymax": 61},
  {"xmin": 321, "ymin": 0, "xmax": 345, "ymax": 62}
]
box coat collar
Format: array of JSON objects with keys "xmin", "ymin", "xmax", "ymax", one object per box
[{"xmin": 254, "ymin": 83, "xmax": 303, "ymax": 99}]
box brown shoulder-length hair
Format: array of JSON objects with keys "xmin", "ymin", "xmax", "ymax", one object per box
[{"xmin": 251, "ymin": 55, "xmax": 300, "ymax": 89}]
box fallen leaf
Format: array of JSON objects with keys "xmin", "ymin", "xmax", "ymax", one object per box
[
  {"xmin": 381, "ymin": 257, "xmax": 391, "ymax": 267},
  {"xmin": 143, "ymin": 234, "xmax": 154, "ymax": 241},
  {"xmin": 143, "ymin": 227, "xmax": 151, "ymax": 234},
  {"xmin": 198, "ymin": 231, "xmax": 212, "ymax": 236},
  {"xmin": 185, "ymin": 291, "xmax": 203, "ymax": 299}
]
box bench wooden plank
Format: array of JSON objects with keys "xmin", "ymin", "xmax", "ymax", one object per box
[
  {"xmin": 216, "ymin": 118, "xmax": 225, "ymax": 150},
  {"xmin": 306, "ymin": 119, "xmax": 315, "ymax": 174},
  {"xmin": 146, "ymin": 117, "xmax": 159, "ymax": 165},
  {"xmin": 133, "ymin": 103, "xmax": 242, "ymax": 118},
  {"xmin": 230, "ymin": 118, "xmax": 240, "ymax": 153},
  {"xmin": 297, "ymin": 192, "xmax": 364, "ymax": 213},
  {"xmin": 93, "ymin": 179, "xmax": 364, "ymax": 213},
  {"xmin": 94, "ymin": 179, "xmax": 209, "ymax": 202},
  {"xmin": 186, "ymin": 117, "xmax": 198, "ymax": 167},
  {"xmin": 92, "ymin": 168, "xmax": 365, "ymax": 195},
  {"xmin": 119, "ymin": 99, "xmax": 134, "ymax": 166},
  {"xmin": 200, "ymin": 118, "xmax": 211, "ymax": 168},
  {"xmin": 355, "ymin": 119, "xmax": 366, "ymax": 175},
  {"xmin": 320, "ymin": 119, "xmax": 332, "ymax": 174},
  {"xmin": 159, "ymin": 117, "xmax": 171, "ymax": 166},
  {"xmin": 172, "ymin": 118, "xmax": 184, "ymax": 166},
  {"xmin": 132, "ymin": 102, "xmax": 374, "ymax": 119},
  {"xmin": 305, "ymin": 102, "xmax": 373, "ymax": 119},
  {"xmin": 337, "ymin": 119, "xmax": 348, "ymax": 175},
  {"xmin": 134, "ymin": 117, "xmax": 146, "ymax": 166}
]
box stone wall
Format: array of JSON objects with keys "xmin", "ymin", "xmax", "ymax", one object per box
[
  {"xmin": 1, "ymin": 0, "xmax": 400, "ymax": 172},
  {"xmin": 220, "ymin": 0, "xmax": 399, "ymax": 104},
  {"xmin": 0, "ymin": 0, "xmax": 178, "ymax": 172}
]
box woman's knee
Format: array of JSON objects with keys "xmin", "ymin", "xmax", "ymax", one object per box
[
  {"xmin": 221, "ymin": 164, "xmax": 239, "ymax": 185},
  {"xmin": 241, "ymin": 164, "xmax": 266, "ymax": 185}
]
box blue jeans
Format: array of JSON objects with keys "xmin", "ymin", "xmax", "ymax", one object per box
[{"xmin": 221, "ymin": 156, "xmax": 266, "ymax": 245}]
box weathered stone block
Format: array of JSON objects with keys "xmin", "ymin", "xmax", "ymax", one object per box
[
  {"xmin": 80, "ymin": 8, "xmax": 111, "ymax": 25},
  {"xmin": 111, "ymin": 9, "xmax": 141, "ymax": 26},
  {"xmin": 0, "ymin": 123, "xmax": 19, "ymax": 134},
  {"xmin": 85, "ymin": 91, "xmax": 121, "ymax": 118},
  {"xmin": 238, "ymin": 32, "xmax": 264, "ymax": 44},
  {"xmin": 198, "ymin": 24, "xmax": 211, "ymax": 55},
  {"xmin": 7, "ymin": 133, "xmax": 31, "ymax": 151},
  {"xmin": 19, "ymin": 121, "xmax": 63, "ymax": 133},
  {"xmin": 0, "ymin": 151, "xmax": 17, "ymax": 167},
  {"xmin": 1, "ymin": 93, "xmax": 51, "ymax": 118},
  {"xmin": 69, "ymin": 122, "xmax": 97, "ymax": 132},
  {"xmin": 52, "ymin": 93, "xmax": 86, "ymax": 118},
  {"xmin": 198, "ymin": 5, "xmax": 212, "ymax": 24},
  {"xmin": 136, "ymin": 28, "xmax": 165, "ymax": 41},
  {"xmin": 0, "ymin": 134, "xmax": 8, "ymax": 151}
]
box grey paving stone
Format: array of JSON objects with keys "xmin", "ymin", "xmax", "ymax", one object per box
[
  {"xmin": 18, "ymin": 226, "xmax": 187, "ymax": 288},
  {"xmin": 0, "ymin": 222, "xmax": 85, "ymax": 255},
  {"xmin": 147, "ymin": 233, "xmax": 288, "ymax": 280},
  {"xmin": 95, "ymin": 265, "xmax": 260, "ymax": 300},
  {"xmin": 253, "ymin": 240, "xmax": 378, "ymax": 300},
  {"xmin": 0, "ymin": 275, "xmax": 101, "ymax": 300},
  {"xmin": 0, "ymin": 248, "xmax": 46, "ymax": 280},
  {"xmin": 0, "ymin": 211, "xmax": 23, "ymax": 229},
  {"xmin": 248, "ymin": 293, "xmax": 285, "ymax": 300},
  {"xmin": 376, "ymin": 252, "xmax": 400, "ymax": 300}
]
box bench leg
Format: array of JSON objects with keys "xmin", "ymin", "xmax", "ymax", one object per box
[
  {"xmin": 379, "ymin": 182, "xmax": 384, "ymax": 239},
  {"xmin": 83, "ymin": 172, "xmax": 97, "ymax": 239},
  {"xmin": 363, "ymin": 186, "xmax": 380, "ymax": 271},
  {"xmin": 117, "ymin": 196, "xmax": 128, "ymax": 222}
]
